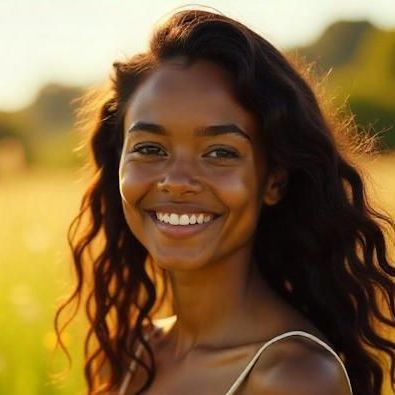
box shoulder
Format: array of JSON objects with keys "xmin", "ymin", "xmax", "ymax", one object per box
[{"xmin": 247, "ymin": 334, "xmax": 351, "ymax": 395}]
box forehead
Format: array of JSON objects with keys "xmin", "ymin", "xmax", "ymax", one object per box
[{"xmin": 123, "ymin": 59, "xmax": 258, "ymax": 136}]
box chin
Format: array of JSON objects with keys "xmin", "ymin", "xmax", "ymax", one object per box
[{"xmin": 150, "ymin": 254, "xmax": 214, "ymax": 272}]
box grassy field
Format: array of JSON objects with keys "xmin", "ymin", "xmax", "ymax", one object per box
[
  {"xmin": 0, "ymin": 167, "xmax": 87, "ymax": 395},
  {"xmin": 1, "ymin": 154, "xmax": 394, "ymax": 395}
]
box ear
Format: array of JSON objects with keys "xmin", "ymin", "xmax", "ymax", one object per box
[{"xmin": 262, "ymin": 167, "xmax": 288, "ymax": 206}]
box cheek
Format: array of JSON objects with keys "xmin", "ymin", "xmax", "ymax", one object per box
[
  {"xmin": 119, "ymin": 161, "xmax": 156, "ymax": 203},
  {"xmin": 214, "ymin": 165, "xmax": 261, "ymax": 244},
  {"xmin": 118, "ymin": 162, "xmax": 158, "ymax": 247},
  {"xmin": 119, "ymin": 162, "xmax": 155, "ymax": 230},
  {"xmin": 213, "ymin": 164, "xmax": 259, "ymax": 210}
]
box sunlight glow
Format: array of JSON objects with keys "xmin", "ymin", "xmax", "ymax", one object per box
[{"xmin": 1, "ymin": 0, "xmax": 394, "ymax": 111}]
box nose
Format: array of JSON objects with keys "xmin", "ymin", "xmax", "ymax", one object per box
[{"xmin": 157, "ymin": 157, "xmax": 203, "ymax": 197}]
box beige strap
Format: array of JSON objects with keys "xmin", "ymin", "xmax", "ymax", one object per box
[
  {"xmin": 224, "ymin": 330, "xmax": 353, "ymax": 395},
  {"xmin": 118, "ymin": 316, "xmax": 176, "ymax": 395},
  {"xmin": 118, "ymin": 327, "xmax": 158, "ymax": 395},
  {"xmin": 119, "ymin": 329, "xmax": 353, "ymax": 395}
]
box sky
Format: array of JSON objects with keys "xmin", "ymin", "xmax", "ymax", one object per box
[{"xmin": 1, "ymin": 0, "xmax": 394, "ymax": 112}]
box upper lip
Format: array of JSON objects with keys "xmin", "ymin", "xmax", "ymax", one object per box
[{"xmin": 144, "ymin": 204, "xmax": 222, "ymax": 216}]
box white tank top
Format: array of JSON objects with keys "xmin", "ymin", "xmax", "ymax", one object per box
[{"xmin": 118, "ymin": 323, "xmax": 353, "ymax": 395}]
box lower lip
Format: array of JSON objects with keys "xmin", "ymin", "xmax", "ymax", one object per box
[{"xmin": 147, "ymin": 212, "xmax": 221, "ymax": 239}]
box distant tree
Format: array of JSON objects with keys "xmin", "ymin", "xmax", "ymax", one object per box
[
  {"xmin": 26, "ymin": 83, "xmax": 84, "ymax": 134},
  {"xmin": 289, "ymin": 21, "xmax": 395, "ymax": 150},
  {"xmin": 292, "ymin": 20, "xmax": 377, "ymax": 71}
]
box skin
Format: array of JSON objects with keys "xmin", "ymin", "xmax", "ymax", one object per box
[{"xmin": 116, "ymin": 58, "xmax": 350, "ymax": 394}]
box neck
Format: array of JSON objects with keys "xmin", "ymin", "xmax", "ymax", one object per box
[{"xmin": 165, "ymin": 248, "xmax": 282, "ymax": 358}]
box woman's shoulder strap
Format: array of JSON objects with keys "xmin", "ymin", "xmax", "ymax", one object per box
[
  {"xmin": 118, "ymin": 324, "xmax": 162, "ymax": 395},
  {"xmin": 224, "ymin": 330, "xmax": 353, "ymax": 395}
]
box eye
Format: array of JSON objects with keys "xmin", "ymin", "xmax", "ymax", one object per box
[
  {"xmin": 128, "ymin": 143, "xmax": 166, "ymax": 157},
  {"xmin": 127, "ymin": 144, "xmax": 240, "ymax": 160},
  {"xmin": 205, "ymin": 148, "xmax": 240, "ymax": 160}
]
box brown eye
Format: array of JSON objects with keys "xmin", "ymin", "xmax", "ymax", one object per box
[
  {"xmin": 129, "ymin": 144, "xmax": 166, "ymax": 156},
  {"xmin": 205, "ymin": 148, "xmax": 239, "ymax": 160}
]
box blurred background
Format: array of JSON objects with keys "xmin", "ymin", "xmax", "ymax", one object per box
[{"xmin": 1, "ymin": 0, "xmax": 395, "ymax": 394}]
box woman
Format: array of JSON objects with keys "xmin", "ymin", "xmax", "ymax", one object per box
[{"xmin": 55, "ymin": 8, "xmax": 395, "ymax": 395}]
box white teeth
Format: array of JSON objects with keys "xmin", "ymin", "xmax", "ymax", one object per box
[
  {"xmin": 169, "ymin": 213, "xmax": 179, "ymax": 225},
  {"xmin": 155, "ymin": 212, "xmax": 214, "ymax": 225},
  {"xmin": 203, "ymin": 215, "xmax": 211, "ymax": 223}
]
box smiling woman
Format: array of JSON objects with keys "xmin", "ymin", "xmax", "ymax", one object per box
[{"xmin": 54, "ymin": 8, "xmax": 395, "ymax": 395}]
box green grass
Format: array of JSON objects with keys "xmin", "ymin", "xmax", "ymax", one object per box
[
  {"xmin": 1, "ymin": 158, "xmax": 394, "ymax": 395},
  {"xmin": 0, "ymin": 168, "xmax": 87, "ymax": 395}
]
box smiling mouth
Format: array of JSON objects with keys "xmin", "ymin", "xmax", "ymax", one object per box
[{"xmin": 146, "ymin": 211, "xmax": 222, "ymax": 239}]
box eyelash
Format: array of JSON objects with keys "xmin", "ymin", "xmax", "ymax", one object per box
[{"xmin": 128, "ymin": 144, "xmax": 240, "ymax": 160}]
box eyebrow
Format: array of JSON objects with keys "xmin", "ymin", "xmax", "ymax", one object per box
[{"xmin": 127, "ymin": 121, "xmax": 252, "ymax": 143}]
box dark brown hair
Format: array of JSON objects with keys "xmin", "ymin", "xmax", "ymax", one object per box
[{"xmin": 54, "ymin": 9, "xmax": 395, "ymax": 395}]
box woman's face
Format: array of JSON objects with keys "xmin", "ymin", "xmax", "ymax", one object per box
[{"xmin": 119, "ymin": 58, "xmax": 271, "ymax": 272}]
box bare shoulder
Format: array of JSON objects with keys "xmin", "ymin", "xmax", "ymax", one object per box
[{"xmin": 247, "ymin": 335, "xmax": 352, "ymax": 395}]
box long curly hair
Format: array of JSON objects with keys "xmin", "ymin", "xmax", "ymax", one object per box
[{"xmin": 54, "ymin": 9, "xmax": 395, "ymax": 395}]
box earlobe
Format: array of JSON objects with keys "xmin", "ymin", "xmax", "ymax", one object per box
[{"xmin": 262, "ymin": 168, "xmax": 288, "ymax": 206}]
